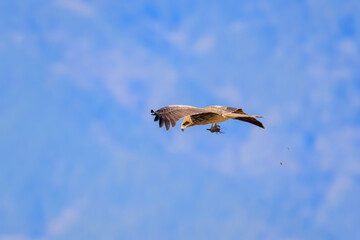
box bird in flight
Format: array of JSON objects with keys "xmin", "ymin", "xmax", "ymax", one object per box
[{"xmin": 151, "ymin": 105, "xmax": 264, "ymax": 132}]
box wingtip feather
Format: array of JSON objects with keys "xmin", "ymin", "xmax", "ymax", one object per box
[
  {"xmin": 159, "ymin": 118, "xmax": 164, "ymax": 128},
  {"xmin": 165, "ymin": 120, "xmax": 170, "ymax": 131}
]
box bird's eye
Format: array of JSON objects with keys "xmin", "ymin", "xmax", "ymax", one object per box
[{"xmin": 183, "ymin": 121, "xmax": 190, "ymax": 126}]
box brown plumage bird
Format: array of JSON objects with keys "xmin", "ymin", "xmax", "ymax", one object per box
[{"xmin": 151, "ymin": 105, "xmax": 264, "ymax": 132}]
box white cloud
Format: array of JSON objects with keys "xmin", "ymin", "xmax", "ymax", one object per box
[
  {"xmin": 338, "ymin": 38, "xmax": 358, "ymax": 58},
  {"xmin": 161, "ymin": 22, "xmax": 215, "ymax": 55},
  {"xmin": 0, "ymin": 236, "xmax": 31, "ymax": 240},
  {"xmin": 229, "ymin": 20, "xmax": 246, "ymax": 33},
  {"xmin": 56, "ymin": 0, "xmax": 94, "ymax": 16},
  {"xmin": 40, "ymin": 200, "xmax": 87, "ymax": 239},
  {"xmin": 0, "ymin": 200, "xmax": 83, "ymax": 240},
  {"xmin": 193, "ymin": 35, "xmax": 216, "ymax": 54},
  {"xmin": 314, "ymin": 127, "xmax": 360, "ymax": 173},
  {"xmin": 166, "ymin": 29, "xmax": 189, "ymax": 49},
  {"xmin": 51, "ymin": 41, "xmax": 178, "ymax": 110},
  {"xmin": 165, "ymin": 133, "xmax": 196, "ymax": 154},
  {"xmin": 316, "ymin": 175, "xmax": 352, "ymax": 225},
  {"xmin": 45, "ymin": 207, "xmax": 79, "ymax": 237},
  {"xmin": 90, "ymin": 123, "xmax": 136, "ymax": 160},
  {"xmin": 212, "ymin": 85, "xmax": 243, "ymax": 105}
]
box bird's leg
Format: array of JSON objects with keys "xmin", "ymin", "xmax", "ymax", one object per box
[
  {"xmin": 207, "ymin": 123, "xmax": 216, "ymax": 133},
  {"xmin": 207, "ymin": 123, "xmax": 224, "ymax": 134},
  {"xmin": 207, "ymin": 124, "xmax": 213, "ymax": 132}
]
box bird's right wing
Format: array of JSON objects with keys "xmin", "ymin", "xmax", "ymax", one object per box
[
  {"xmin": 221, "ymin": 112, "xmax": 265, "ymax": 129},
  {"xmin": 151, "ymin": 105, "xmax": 207, "ymax": 130},
  {"xmin": 234, "ymin": 116, "xmax": 265, "ymax": 129}
]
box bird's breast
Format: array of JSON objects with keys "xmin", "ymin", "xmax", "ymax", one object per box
[{"xmin": 192, "ymin": 114, "xmax": 229, "ymax": 125}]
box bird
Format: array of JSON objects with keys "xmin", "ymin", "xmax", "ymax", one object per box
[{"xmin": 150, "ymin": 105, "xmax": 264, "ymax": 132}]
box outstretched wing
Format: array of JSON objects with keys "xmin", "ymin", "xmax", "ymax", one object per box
[
  {"xmin": 204, "ymin": 105, "xmax": 265, "ymax": 129},
  {"xmin": 234, "ymin": 116, "xmax": 264, "ymax": 129},
  {"xmin": 204, "ymin": 105, "xmax": 247, "ymax": 115},
  {"xmin": 151, "ymin": 105, "xmax": 207, "ymax": 130}
]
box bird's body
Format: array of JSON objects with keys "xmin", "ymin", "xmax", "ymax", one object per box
[
  {"xmin": 187, "ymin": 113, "xmax": 228, "ymax": 125},
  {"xmin": 151, "ymin": 105, "xmax": 264, "ymax": 132}
]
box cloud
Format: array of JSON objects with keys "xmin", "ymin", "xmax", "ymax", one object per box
[
  {"xmin": 211, "ymin": 85, "xmax": 243, "ymax": 105},
  {"xmin": 42, "ymin": 200, "xmax": 86, "ymax": 239},
  {"xmin": 56, "ymin": 0, "xmax": 94, "ymax": 16},
  {"xmin": 315, "ymin": 175, "xmax": 353, "ymax": 225},
  {"xmin": 90, "ymin": 123, "xmax": 137, "ymax": 160},
  {"xmin": 166, "ymin": 29, "xmax": 189, "ymax": 49},
  {"xmin": 161, "ymin": 21, "xmax": 215, "ymax": 55},
  {"xmin": 338, "ymin": 38, "xmax": 358, "ymax": 58},
  {"xmin": 228, "ymin": 20, "xmax": 246, "ymax": 33},
  {"xmin": 193, "ymin": 35, "xmax": 216, "ymax": 54},
  {"xmin": 51, "ymin": 41, "xmax": 178, "ymax": 110},
  {"xmin": 0, "ymin": 236, "xmax": 31, "ymax": 240},
  {"xmin": 45, "ymin": 207, "xmax": 79, "ymax": 237}
]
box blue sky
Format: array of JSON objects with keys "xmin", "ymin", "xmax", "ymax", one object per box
[{"xmin": 1, "ymin": 0, "xmax": 360, "ymax": 239}]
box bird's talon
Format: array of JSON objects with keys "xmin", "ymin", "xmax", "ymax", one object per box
[{"xmin": 207, "ymin": 124, "xmax": 223, "ymax": 134}]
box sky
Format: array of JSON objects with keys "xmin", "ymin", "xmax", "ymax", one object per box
[{"xmin": 0, "ymin": 0, "xmax": 360, "ymax": 239}]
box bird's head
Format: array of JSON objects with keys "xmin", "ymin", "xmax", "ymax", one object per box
[{"xmin": 181, "ymin": 116, "xmax": 193, "ymax": 131}]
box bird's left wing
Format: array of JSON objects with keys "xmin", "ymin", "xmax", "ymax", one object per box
[
  {"xmin": 204, "ymin": 106, "xmax": 247, "ymax": 115},
  {"xmin": 151, "ymin": 105, "xmax": 207, "ymax": 130}
]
